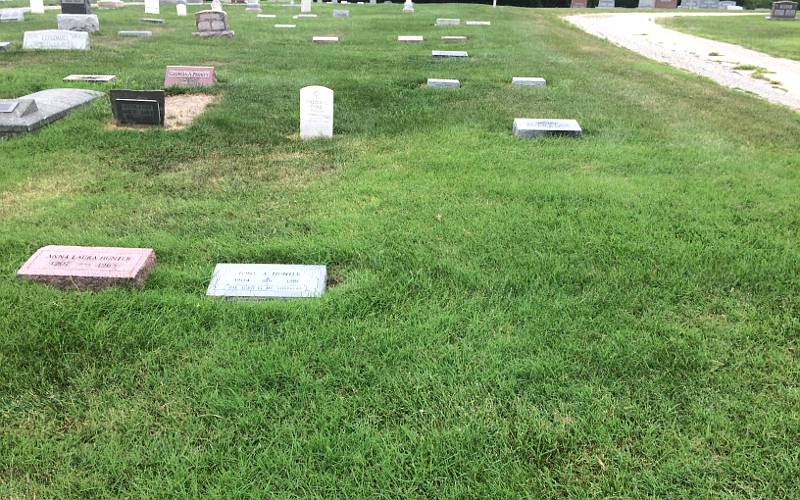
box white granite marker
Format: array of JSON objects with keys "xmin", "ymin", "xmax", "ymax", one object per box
[
  {"xmin": 300, "ymin": 85, "xmax": 333, "ymax": 139},
  {"xmin": 30, "ymin": 0, "xmax": 45, "ymax": 14},
  {"xmin": 64, "ymin": 74, "xmax": 116, "ymax": 82},
  {"xmin": 206, "ymin": 264, "xmax": 327, "ymax": 299},
  {"xmin": 442, "ymin": 35, "xmax": 467, "ymax": 42},
  {"xmin": 312, "ymin": 36, "xmax": 338, "ymax": 43},
  {"xmin": 403, "ymin": 0, "xmax": 414, "ymax": 12},
  {"xmin": 23, "ymin": 30, "xmax": 90, "ymax": 50},
  {"xmin": 432, "ymin": 50, "xmax": 467, "ymax": 58},
  {"xmin": 301, "ymin": 0, "xmax": 311, "ymax": 13},
  {"xmin": 398, "ymin": 35, "xmax": 423, "ymax": 42},
  {"xmin": 257, "ymin": 13, "xmax": 276, "ymax": 18},
  {"xmin": 436, "ymin": 18, "xmax": 459, "ymax": 26},
  {"xmin": 176, "ymin": 3, "xmax": 187, "ymax": 16},
  {"xmin": 512, "ymin": 77, "xmax": 546, "ymax": 87},
  {"xmin": 465, "ymin": 20, "xmax": 490, "ymax": 25},
  {"xmin": 512, "ymin": 119, "xmax": 582, "ymax": 138},
  {"xmin": 427, "ymin": 78, "xmax": 459, "ymax": 88},
  {"xmin": 144, "ymin": 0, "xmax": 159, "ymax": 14},
  {"xmin": 275, "ymin": 23, "xmax": 296, "ymax": 28}
]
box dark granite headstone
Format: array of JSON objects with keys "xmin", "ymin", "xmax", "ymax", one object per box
[
  {"xmin": 570, "ymin": 0, "xmax": 587, "ymax": 7},
  {"xmin": 109, "ymin": 89, "xmax": 165, "ymax": 126},
  {"xmin": 60, "ymin": 0, "xmax": 91, "ymax": 15},
  {"xmin": 771, "ymin": 1, "xmax": 797, "ymax": 18}
]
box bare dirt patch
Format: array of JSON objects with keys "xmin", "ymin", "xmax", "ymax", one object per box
[{"xmin": 106, "ymin": 93, "xmax": 220, "ymax": 131}]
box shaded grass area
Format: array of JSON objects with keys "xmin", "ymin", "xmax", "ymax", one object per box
[
  {"xmin": 660, "ymin": 14, "xmax": 800, "ymax": 60},
  {"xmin": 1, "ymin": 3, "xmax": 800, "ymax": 497}
]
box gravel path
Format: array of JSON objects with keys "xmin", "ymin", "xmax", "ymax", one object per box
[{"xmin": 565, "ymin": 12, "xmax": 800, "ymax": 111}]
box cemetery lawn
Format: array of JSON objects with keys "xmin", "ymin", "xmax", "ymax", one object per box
[
  {"xmin": 2, "ymin": 3, "xmax": 800, "ymax": 497},
  {"xmin": 659, "ymin": 14, "xmax": 800, "ymax": 60}
]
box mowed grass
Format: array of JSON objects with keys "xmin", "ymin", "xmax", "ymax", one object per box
[
  {"xmin": 1, "ymin": 3, "xmax": 800, "ymax": 497},
  {"xmin": 660, "ymin": 14, "xmax": 800, "ymax": 60}
]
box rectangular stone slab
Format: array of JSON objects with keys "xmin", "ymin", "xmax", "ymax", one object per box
[
  {"xmin": 398, "ymin": 35, "xmax": 423, "ymax": 42},
  {"xmin": 432, "ymin": 50, "xmax": 468, "ymax": 58},
  {"xmin": 57, "ymin": 14, "xmax": 99, "ymax": 33},
  {"xmin": 427, "ymin": 78, "xmax": 460, "ymax": 88},
  {"xmin": 257, "ymin": 14, "xmax": 276, "ymax": 17},
  {"xmin": 332, "ymin": 9, "xmax": 350, "ymax": 16},
  {"xmin": 512, "ymin": 77, "xmax": 546, "ymax": 87},
  {"xmin": 1, "ymin": 9, "xmax": 24, "ymax": 22},
  {"xmin": 141, "ymin": 18, "xmax": 165, "ymax": 23},
  {"xmin": 0, "ymin": 88, "xmax": 103, "ymax": 135},
  {"xmin": 465, "ymin": 20, "xmax": 490, "ymax": 25},
  {"xmin": 206, "ymin": 264, "xmax": 327, "ymax": 299},
  {"xmin": 23, "ymin": 30, "xmax": 90, "ymax": 50},
  {"xmin": 513, "ymin": 119, "xmax": 582, "ymax": 138},
  {"xmin": 441, "ymin": 35, "xmax": 467, "ymax": 41},
  {"xmin": 312, "ymin": 36, "xmax": 339, "ymax": 43},
  {"xmin": 64, "ymin": 74, "xmax": 116, "ymax": 82},
  {"xmin": 17, "ymin": 245, "xmax": 156, "ymax": 290},
  {"xmin": 109, "ymin": 89, "xmax": 165, "ymax": 125},
  {"xmin": 435, "ymin": 18, "xmax": 459, "ymax": 25},
  {"xmin": 274, "ymin": 24, "xmax": 296, "ymax": 28},
  {"xmin": 118, "ymin": 31, "xmax": 152, "ymax": 37},
  {"xmin": 0, "ymin": 101, "xmax": 18, "ymax": 113},
  {"xmin": 0, "ymin": 42, "xmax": 10, "ymax": 51},
  {"xmin": 164, "ymin": 66, "xmax": 216, "ymax": 87}
]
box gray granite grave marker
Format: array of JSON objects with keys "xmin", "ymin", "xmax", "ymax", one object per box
[
  {"xmin": 23, "ymin": 30, "xmax": 90, "ymax": 50},
  {"xmin": 0, "ymin": 88, "xmax": 103, "ymax": 135},
  {"xmin": 60, "ymin": 0, "xmax": 91, "ymax": 14},
  {"xmin": 512, "ymin": 119, "xmax": 582, "ymax": 138},
  {"xmin": 109, "ymin": 89, "xmax": 165, "ymax": 126},
  {"xmin": 206, "ymin": 264, "xmax": 327, "ymax": 299}
]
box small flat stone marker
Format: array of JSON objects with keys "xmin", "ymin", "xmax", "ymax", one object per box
[
  {"xmin": 275, "ymin": 23, "xmax": 296, "ymax": 28},
  {"xmin": 432, "ymin": 50, "xmax": 468, "ymax": 58},
  {"xmin": 427, "ymin": 78, "xmax": 460, "ymax": 88},
  {"xmin": 119, "ymin": 30, "xmax": 152, "ymax": 37},
  {"xmin": 295, "ymin": 13, "xmax": 317, "ymax": 18},
  {"xmin": 144, "ymin": 0, "xmax": 159, "ymax": 14},
  {"xmin": 141, "ymin": 18, "xmax": 165, "ymax": 24},
  {"xmin": 512, "ymin": 119, "xmax": 582, "ymax": 138},
  {"xmin": 257, "ymin": 13, "xmax": 276, "ymax": 17},
  {"xmin": 23, "ymin": 30, "xmax": 90, "ymax": 50},
  {"xmin": 0, "ymin": 10, "xmax": 24, "ymax": 22},
  {"xmin": 206, "ymin": 264, "xmax": 327, "ymax": 299},
  {"xmin": 398, "ymin": 35, "xmax": 423, "ymax": 42},
  {"xmin": 512, "ymin": 77, "xmax": 546, "ymax": 87},
  {"xmin": 17, "ymin": 245, "xmax": 156, "ymax": 290},
  {"xmin": 465, "ymin": 20, "xmax": 490, "ymax": 25},
  {"xmin": 0, "ymin": 42, "xmax": 10, "ymax": 51},
  {"xmin": 312, "ymin": 36, "xmax": 339, "ymax": 43},
  {"xmin": 435, "ymin": 18, "xmax": 459, "ymax": 26},
  {"xmin": 64, "ymin": 74, "xmax": 116, "ymax": 82},
  {"xmin": 441, "ymin": 35, "xmax": 467, "ymax": 41},
  {"xmin": 164, "ymin": 65, "xmax": 216, "ymax": 87},
  {"xmin": 333, "ymin": 9, "xmax": 350, "ymax": 16}
]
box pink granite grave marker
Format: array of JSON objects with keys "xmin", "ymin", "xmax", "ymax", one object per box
[
  {"xmin": 164, "ymin": 66, "xmax": 216, "ymax": 87},
  {"xmin": 17, "ymin": 245, "xmax": 156, "ymax": 290}
]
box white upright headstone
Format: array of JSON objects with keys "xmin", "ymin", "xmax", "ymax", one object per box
[
  {"xmin": 300, "ymin": 86, "xmax": 333, "ymax": 140},
  {"xmin": 301, "ymin": 0, "xmax": 312, "ymax": 13},
  {"xmin": 144, "ymin": 0, "xmax": 159, "ymax": 15},
  {"xmin": 176, "ymin": 3, "xmax": 187, "ymax": 16},
  {"xmin": 211, "ymin": 0, "xmax": 223, "ymax": 11},
  {"xmin": 403, "ymin": 0, "xmax": 414, "ymax": 12},
  {"xmin": 30, "ymin": 0, "xmax": 45, "ymax": 15}
]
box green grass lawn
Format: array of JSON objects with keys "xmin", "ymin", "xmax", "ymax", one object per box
[
  {"xmin": 1, "ymin": 3, "xmax": 800, "ymax": 497},
  {"xmin": 660, "ymin": 14, "xmax": 800, "ymax": 61}
]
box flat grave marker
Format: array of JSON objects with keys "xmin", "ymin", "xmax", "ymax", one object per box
[
  {"xmin": 23, "ymin": 30, "xmax": 90, "ymax": 50},
  {"xmin": 206, "ymin": 264, "xmax": 327, "ymax": 299},
  {"xmin": 512, "ymin": 119, "xmax": 582, "ymax": 138},
  {"xmin": 312, "ymin": 36, "xmax": 339, "ymax": 43},
  {"xmin": 427, "ymin": 78, "xmax": 460, "ymax": 88},
  {"xmin": 1, "ymin": 9, "xmax": 24, "ymax": 22},
  {"xmin": 441, "ymin": 35, "xmax": 467, "ymax": 41},
  {"xmin": 17, "ymin": 245, "xmax": 156, "ymax": 290},
  {"xmin": 194, "ymin": 10, "xmax": 234, "ymax": 37},
  {"xmin": 64, "ymin": 74, "xmax": 116, "ymax": 82},
  {"xmin": 512, "ymin": 77, "xmax": 546, "ymax": 87},
  {"xmin": 275, "ymin": 23, "xmax": 296, "ymax": 28},
  {"xmin": 333, "ymin": 9, "xmax": 350, "ymax": 16},
  {"xmin": 432, "ymin": 50, "xmax": 468, "ymax": 58},
  {"xmin": 436, "ymin": 18, "xmax": 460, "ymax": 26},
  {"xmin": 465, "ymin": 20, "xmax": 490, "ymax": 25},
  {"xmin": 119, "ymin": 30, "xmax": 152, "ymax": 36},
  {"xmin": 398, "ymin": 35, "xmax": 423, "ymax": 42}
]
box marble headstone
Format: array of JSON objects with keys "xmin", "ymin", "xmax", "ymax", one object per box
[
  {"xmin": 512, "ymin": 77, "xmax": 546, "ymax": 87},
  {"xmin": 177, "ymin": 3, "xmax": 187, "ymax": 16},
  {"xmin": 118, "ymin": 30, "xmax": 152, "ymax": 36},
  {"xmin": 64, "ymin": 74, "xmax": 116, "ymax": 82},
  {"xmin": 301, "ymin": 0, "xmax": 311, "ymax": 12},
  {"xmin": 1, "ymin": 9, "xmax": 24, "ymax": 22},
  {"xmin": 30, "ymin": 0, "xmax": 45, "ymax": 14},
  {"xmin": 333, "ymin": 9, "xmax": 349, "ymax": 16},
  {"xmin": 436, "ymin": 18, "xmax": 459, "ymax": 26},
  {"xmin": 57, "ymin": 14, "xmax": 100, "ymax": 32},
  {"xmin": 144, "ymin": 0, "xmax": 159, "ymax": 14},
  {"xmin": 398, "ymin": 35, "xmax": 423, "ymax": 42},
  {"xmin": 23, "ymin": 30, "xmax": 90, "ymax": 50},
  {"xmin": 300, "ymin": 85, "xmax": 333, "ymax": 139},
  {"xmin": 427, "ymin": 78, "xmax": 459, "ymax": 88}
]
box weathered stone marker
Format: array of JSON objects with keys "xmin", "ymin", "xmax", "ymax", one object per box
[
  {"xmin": 109, "ymin": 89, "xmax": 165, "ymax": 126},
  {"xmin": 432, "ymin": 50, "xmax": 468, "ymax": 58},
  {"xmin": 570, "ymin": 0, "xmax": 587, "ymax": 7},
  {"xmin": 275, "ymin": 24, "xmax": 296, "ymax": 28},
  {"xmin": 193, "ymin": 10, "xmax": 234, "ymax": 37},
  {"xmin": 512, "ymin": 119, "xmax": 582, "ymax": 138},
  {"xmin": 30, "ymin": 0, "xmax": 45, "ymax": 15},
  {"xmin": 257, "ymin": 13, "xmax": 277, "ymax": 17},
  {"xmin": 118, "ymin": 30, "xmax": 152, "ymax": 37},
  {"xmin": 598, "ymin": 0, "xmax": 615, "ymax": 7},
  {"xmin": 770, "ymin": 1, "xmax": 797, "ymax": 19},
  {"xmin": 301, "ymin": 0, "xmax": 311, "ymax": 13},
  {"xmin": 164, "ymin": 66, "xmax": 216, "ymax": 87},
  {"xmin": 23, "ymin": 30, "xmax": 90, "ymax": 50},
  {"xmin": 1, "ymin": 10, "xmax": 25, "ymax": 22},
  {"xmin": 60, "ymin": 0, "xmax": 91, "ymax": 15},
  {"xmin": 64, "ymin": 74, "xmax": 116, "ymax": 82},
  {"xmin": 177, "ymin": 3, "xmax": 187, "ymax": 16},
  {"xmin": 512, "ymin": 77, "xmax": 546, "ymax": 87},
  {"xmin": 206, "ymin": 264, "xmax": 327, "ymax": 299},
  {"xmin": 333, "ymin": 9, "xmax": 350, "ymax": 16},
  {"xmin": 0, "ymin": 89, "xmax": 103, "ymax": 135},
  {"xmin": 141, "ymin": 18, "xmax": 165, "ymax": 24},
  {"xmin": 398, "ymin": 35, "xmax": 423, "ymax": 42},
  {"xmin": 427, "ymin": 78, "xmax": 460, "ymax": 88},
  {"xmin": 312, "ymin": 36, "xmax": 339, "ymax": 43},
  {"xmin": 638, "ymin": 0, "xmax": 655, "ymax": 7},
  {"xmin": 0, "ymin": 42, "xmax": 11, "ymax": 51},
  {"xmin": 654, "ymin": 0, "xmax": 677, "ymax": 8},
  {"xmin": 57, "ymin": 14, "xmax": 100, "ymax": 33},
  {"xmin": 403, "ymin": 0, "xmax": 414, "ymax": 12},
  {"xmin": 17, "ymin": 245, "xmax": 156, "ymax": 290},
  {"xmin": 300, "ymin": 85, "xmax": 333, "ymax": 139},
  {"xmin": 465, "ymin": 20, "xmax": 490, "ymax": 25},
  {"xmin": 436, "ymin": 18, "xmax": 459, "ymax": 26},
  {"xmin": 144, "ymin": 0, "xmax": 159, "ymax": 14},
  {"xmin": 441, "ymin": 35, "xmax": 467, "ymax": 42}
]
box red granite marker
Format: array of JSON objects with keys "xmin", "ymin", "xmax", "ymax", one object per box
[
  {"xmin": 164, "ymin": 66, "xmax": 216, "ymax": 88},
  {"xmin": 16, "ymin": 245, "xmax": 156, "ymax": 290}
]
